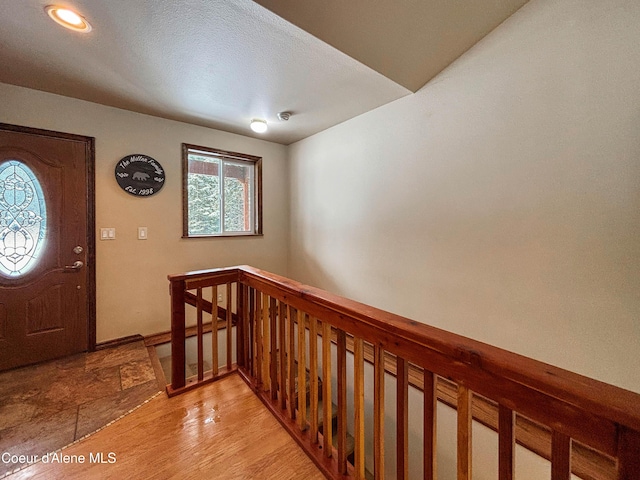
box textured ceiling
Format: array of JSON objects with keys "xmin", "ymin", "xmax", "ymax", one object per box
[{"xmin": 0, "ymin": 0, "xmax": 528, "ymax": 144}]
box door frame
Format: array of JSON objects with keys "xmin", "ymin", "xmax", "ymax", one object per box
[{"xmin": 0, "ymin": 122, "xmax": 97, "ymax": 352}]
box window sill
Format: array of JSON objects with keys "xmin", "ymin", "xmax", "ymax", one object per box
[{"xmin": 182, "ymin": 233, "xmax": 264, "ymax": 239}]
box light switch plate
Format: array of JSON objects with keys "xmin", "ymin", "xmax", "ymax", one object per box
[
  {"xmin": 138, "ymin": 227, "xmax": 148, "ymax": 240},
  {"xmin": 100, "ymin": 228, "xmax": 116, "ymax": 240}
]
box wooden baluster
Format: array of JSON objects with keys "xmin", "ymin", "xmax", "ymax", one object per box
[
  {"xmin": 196, "ymin": 287, "xmax": 204, "ymax": 381},
  {"xmin": 248, "ymin": 288, "xmax": 255, "ymax": 378},
  {"xmin": 424, "ymin": 370, "xmax": 437, "ymax": 480},
  {"xmin": 270, "ymin": 296, "xmax": 278, "ymax": 401},
  {"xmin": 354, "ymin": 337, "xmax": 365, "ymax": 479},
  {"xmin": 374, "ymin": 345, "xmax": 385, "ymax": 479},
  {"xmin": 397, "ymin": 356, "xmax": 409, "ymax": 480},
  {"xmin": 457, "ymin": 384, "xmax": 472, "ymax": 480},
  {"xmin": 244, "ymin": 285, "xmax": 250, "ymax": 371},
  {"xmin": 226, "ymin": 282, "xmax": 232, "ymax": 370},
  {"xmin": 288, "ymin": 306, "xmax": 297, "ymax": 421},
  {"xmin": 255, "ymin": 291, "xmax": 263, "ymax": 388},
  {"xmin": 211, "ymin": 286, "xmax": 219, "ymax": 377},
  {"xmin": 170, "ymin": 278, "xmax": 186, "ymax": 389},
  {"xmin": 262, "ymin": 292, "xmax": 270, "ymax": 392},
  {"xmin": 297, "ymin": 310, "xmax": 307, "ymax": 430},
  {"xmin": 236, "ymin": 283, "xmax": 245, "ymax": 368},
  {"xmin": 498, "ymin": 405, "xmax": 515, "ymax": 480},
  {"xmin": 617, "ymin": 426, "xmax": 640, "ymax": 480},
  {"xmin": 337, "ymin": 329, "xmax": 347, "ymax": 474},
  {"xmin": 309, "ymin": 316, "xmax": 319, "ymax": 443},
  {"xmin": 551, "ymin": 431, "xmax": 571, "ymax": 480},
  {"xmin": 242, "ymin": 284, "xmax": 249, "ymax": 369},
  {"xmin": 278, "ymin": 301, "xmax": 287, "ymax": 410},
  {"xmin": 322, "ymin": 321, "xmax": 333, "ymax": 458}
]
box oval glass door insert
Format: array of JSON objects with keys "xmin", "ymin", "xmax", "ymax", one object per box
[{"xmin": 0, "ymin": 160, "xmax": 47, "ymax": 277}]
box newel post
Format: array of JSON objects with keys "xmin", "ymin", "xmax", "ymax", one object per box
[
  {"xmin": 170, "ymin": 278, "xmax": 187, "ymax": 390},
  {"xmin": 617, "ymin": 426, "xmax": 640, "ymax": 480}
]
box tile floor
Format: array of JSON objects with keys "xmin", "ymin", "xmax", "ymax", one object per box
[{"xmin": 0, "ymin": 341, "xmax": 161, "ymax": 477}]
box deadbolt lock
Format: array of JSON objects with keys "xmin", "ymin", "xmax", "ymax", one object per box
[{"xmin": 73, "ymin": 246, "xmax": 84, "ymax": 254}]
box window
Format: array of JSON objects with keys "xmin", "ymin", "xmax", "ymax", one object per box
[{"xmin": 182, "ymin": 144, "xmax": 262, "ymax": 237}]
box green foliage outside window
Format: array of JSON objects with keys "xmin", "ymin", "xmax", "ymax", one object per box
[
  {"xmin": 188, "ymin": 173, "xmax": 220, "ymax": 235},
  {"xmin": 223, "ymin": 177, "xmax": 246, "ymax": 232},
  {"xmin": 187, "ymin": 156, "xmax": 251, "ymax": 235}
]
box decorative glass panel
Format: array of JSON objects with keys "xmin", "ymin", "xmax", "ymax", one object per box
[{"xmin": 0, "ymin": 161, "xmax": 47, "ymax": 277}]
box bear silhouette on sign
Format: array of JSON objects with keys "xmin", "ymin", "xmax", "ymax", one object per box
[{"xmin": 132, "ymin": 171, "xmax": 150, "ymax": 181}]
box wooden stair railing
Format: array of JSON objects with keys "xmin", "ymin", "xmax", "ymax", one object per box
[{"xmin": 168, "ymin": 265, "xmax": 640, "ymax": 480}]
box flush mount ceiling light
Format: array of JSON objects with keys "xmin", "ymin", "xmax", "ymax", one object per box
[
  {"xmin": 45, "ymin": 5, "xmax": 92, "ymax": 33},
  {"xmin": 250, "ymin": 119, "xmax": 268, "ymax": 133}
]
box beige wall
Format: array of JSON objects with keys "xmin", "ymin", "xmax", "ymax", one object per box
[
  {"xmin": 0, "ymin": 82, "xmax": 289, "ymax": 343},
  {"xmin": 288, "ymin": 0, "xmax": 640, "ymax": 395}
]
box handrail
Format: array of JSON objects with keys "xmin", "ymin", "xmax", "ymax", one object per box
[
  {"xmin": 168, "ymin": 265, "xmax": 640, "ymax": 480},
  {"xmin": 237, "ymin": 266, "xmax": 640, "ymax": 431}
]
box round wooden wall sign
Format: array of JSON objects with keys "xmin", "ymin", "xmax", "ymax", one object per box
[{"xmin": 115, "ymin": 154, "xmax": 165, "ymax": 197}]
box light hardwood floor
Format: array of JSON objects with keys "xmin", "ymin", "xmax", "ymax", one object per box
[{"xmin": 9, "ymin": 374, "xmax": 325, "ymax": 480}]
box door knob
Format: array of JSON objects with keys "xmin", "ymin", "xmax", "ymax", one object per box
[{"xmin": 64, "ymin": 261, "xmax": 84, "ymax": 271}]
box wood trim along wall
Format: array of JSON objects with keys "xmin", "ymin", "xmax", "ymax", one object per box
[
  {"xmin": 86, "ymin": 135, "xmax": 97, "ymax": 351},
  {"xmin": 95, "ymin": 334, "xmax": 144, "ymax": 351},
  {"xmin": 144, "ymin": 319, "xmax": 229, "ymax": 347}
]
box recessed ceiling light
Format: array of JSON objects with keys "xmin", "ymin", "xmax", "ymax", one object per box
[
  {"xmin": 250, "ymin": 119, "xmax": 268, "ymax": 133},
  {"xmin": 45, "ymin": 5, "xmax": 92, "ymax": 33}
]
